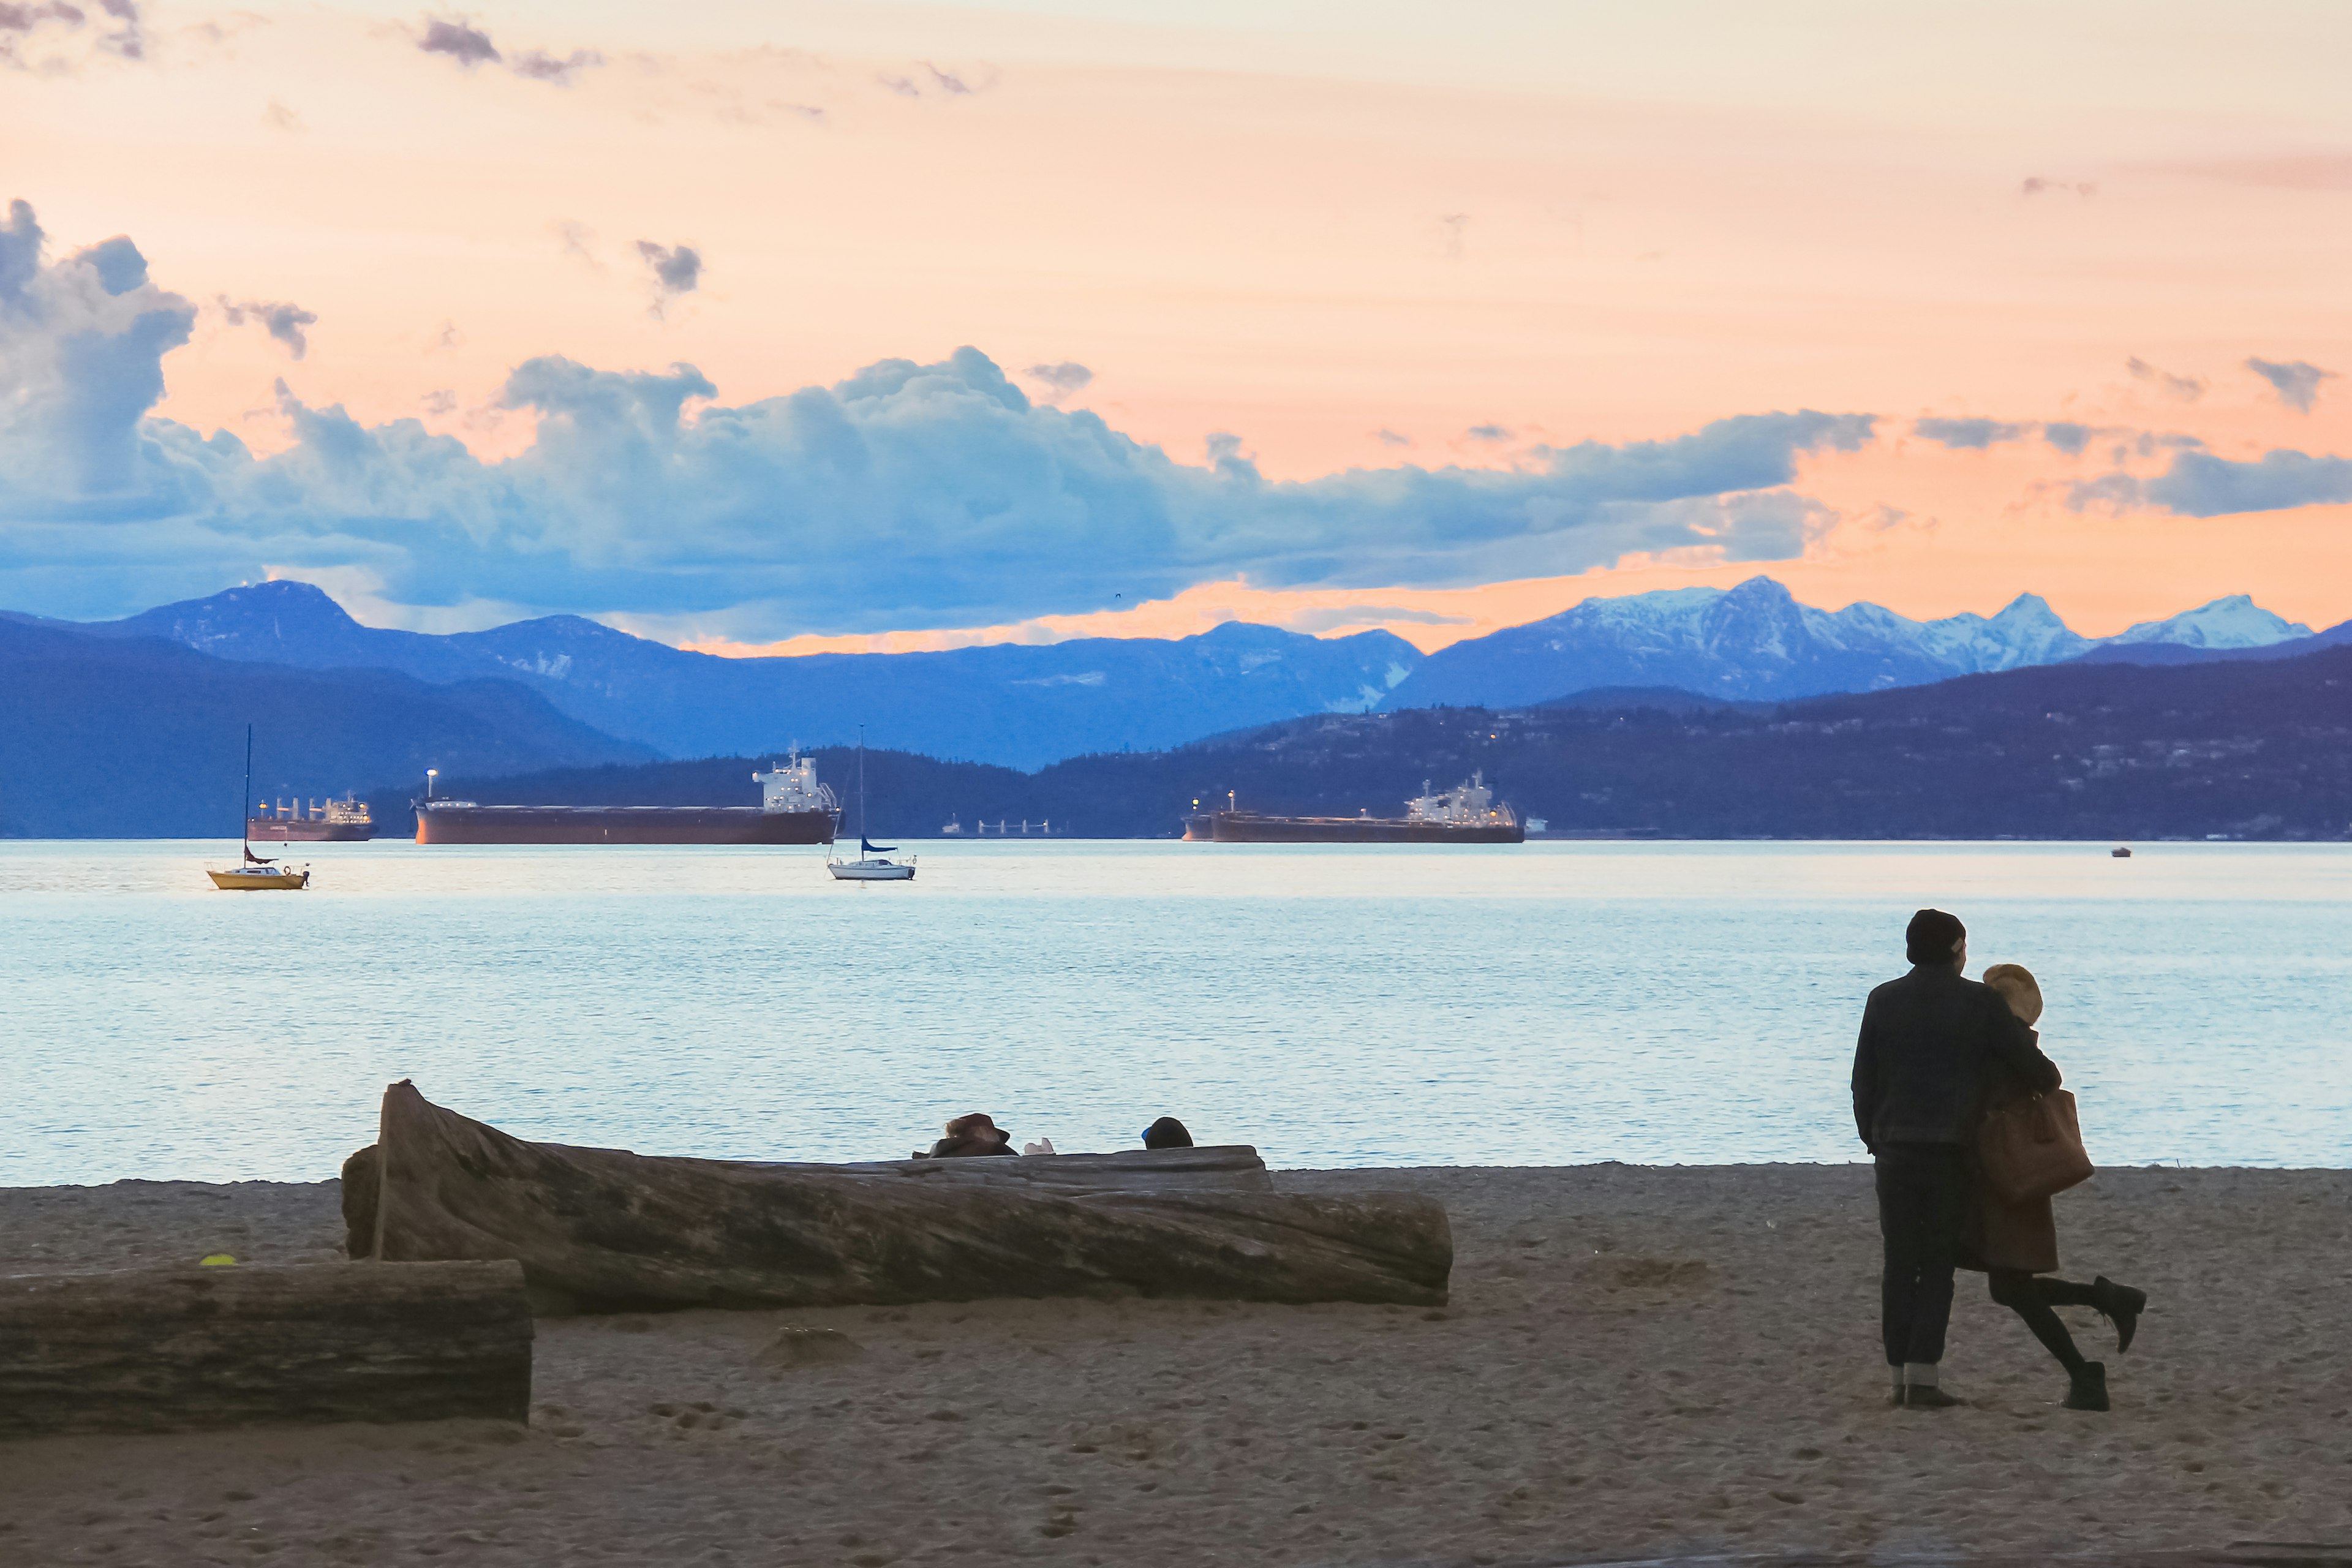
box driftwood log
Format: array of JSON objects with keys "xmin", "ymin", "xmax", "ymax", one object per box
[
  {"xmin": 0, "ymin": 1260, "xmax": 532, "ymax": 1438},
  {"xmin": 344, "ymin": 1080, "xmax": 1450, "ymax": 1311}
]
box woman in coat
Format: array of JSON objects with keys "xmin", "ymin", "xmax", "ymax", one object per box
[{"xmin": 1966, "ymin": 963, "xmax": 2150, "ymax": 1411}]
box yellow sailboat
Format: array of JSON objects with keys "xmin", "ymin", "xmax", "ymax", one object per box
[{"xmin": 206, "ymin": 725, "xmax": 311, "ymax": 891}]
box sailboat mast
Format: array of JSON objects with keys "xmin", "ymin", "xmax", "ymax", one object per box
[
  {"xmin": 241, "ymin": 723, "xmax": 253, "ymax": 851},
  {"xmin": 858, "ymin": 724, "xmax": 867, "ymax": 843}
]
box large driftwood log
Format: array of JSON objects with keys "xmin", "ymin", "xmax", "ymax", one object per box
[
  {"xmin": 0, "ymin": 1260, "xmax": 532, "ymax": 1438},
  {"xmin": 347, "ymin": 1080, "xmax": 1450, "ymax": 1311}
]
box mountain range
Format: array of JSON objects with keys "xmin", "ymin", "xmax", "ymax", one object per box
[
  {"xmin": 14, "ymin": 582, "xmax": 1416, "ymax": 772},
  {"xmin": 9, "ymin": 578, "xmax": 2342, "ymax": 777},
  {"xmin": 1382, "ymin": 577, "xmax": 2335, "ymax": 710},
  {"xmin": 0, "ymin": 618, "xmax": 649, "ymax": 838},
  {"xmin": 395, "ymin": 640, "xmax": 2352, "ymax": 842}
]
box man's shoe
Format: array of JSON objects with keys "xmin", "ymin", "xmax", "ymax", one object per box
[
  {"xmin": 2062, "ymin": 1361, "xmax": 2110, "ymax": 1411},
  {"xmin": 2092, "ymin": 1277, "xmax": 2147, "ymax": 1353},
  {"xmin": 1902, "ymin": 1384, "xmax": 1962, "ymax": 1409}
]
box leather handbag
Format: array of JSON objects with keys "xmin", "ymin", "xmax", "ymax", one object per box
[{"xmin": 1978, "ymin": 1089, "xmax": 2094, "ymax": 1202}]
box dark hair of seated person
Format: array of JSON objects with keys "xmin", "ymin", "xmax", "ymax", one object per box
[
  {"xmin": 1142, "ymin": 1116, "xmax": 1193, "ymax": 1150},
  {"xmin": 925, "ymin": 1112, "xmax": 1016, "ymax": 1158}
]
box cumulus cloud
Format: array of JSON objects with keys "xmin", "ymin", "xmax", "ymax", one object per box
[
  {"xmin": 2020, "ymin": 176, "xmax": 2096, "ymax": 199},
  {"xmin": 415, "ymin": 16, "xmax": 601, "ymax": 84},
  {"xmin": 2145, "ymin": 449, "xmax": 2352, "ymax": 516},
  {"xmin": 635, "ymin": 241, "xmax": 702, "ymax": 315},
  {"xmin": 1466, "ymin": 423, "xmax": 1512, "ymax": 443},
  {"xmin": 2042, "ymin": 421, "xmax": 2098, "ymax": 455},
  {"xmin": 1912, "ymin": 417, "xmax": 2030, "ymax": 449},
  {"xmin": 2069, "ymin": 448, "xmax": 2352, "ymax": 517},
  {"xmin": 0, "ymin": 201, "xmax": 197, "ymax": 501},
  {"xmin": 1373, "ymin": 429, "xmax": 1411, "ymax": 448},
  {"xmin": 1, "ymin": 0, "xmax": 140, "ymax": 67},
  {"xmin": 1022, "ymin": 361, "xmax": 1092, "ymax": 401},
  {"xmin": 72, "ymin": 235, "xmax": 148, "ymax": 295},
  {"xmin": 417, "ymin": 17, "xmax": 497, "ymax": 66},
  {"xmin": 2127, "ymin": 355, "xmax": 2206, "ymax": 402},
  {"xmin": 0, "ymin": 201, "xmax": 1883, "ymax": 636},
  {"xmin": 217, "ymin": 297, "xmax": 317, "ymax": 360},
  {"xmin": 510, "ymin": 47, "xmax": 601, "ymax": 83},
  {"xmin": 2245, "ymin": 356, "xmax": 2337, "ymax": 413}
]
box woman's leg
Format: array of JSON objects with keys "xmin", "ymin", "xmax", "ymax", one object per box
[
  {"xmin": 1987, "ymin": 1269, "xmax": 2087, "ymax": 1373},
  {"xmin": 2035, "ymin": 1277, "xmax": 2099, "ymax": 1307}
]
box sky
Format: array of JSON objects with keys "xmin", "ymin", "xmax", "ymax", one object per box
[{"xmin": 2, "ymin": 0, "xmax": 2349, "ymax": 654}]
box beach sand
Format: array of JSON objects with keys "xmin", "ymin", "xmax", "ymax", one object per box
[{"xmin": 3, "ymin": 1164, "xmax": 2348, "ymax": 1566}]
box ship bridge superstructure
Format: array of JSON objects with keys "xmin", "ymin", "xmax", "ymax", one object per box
[
  {"xmin": 754, "ymin": 750, "xmax": 840, "ymax": 818},
  {"xmin": 1406, "ymin": 771, "xmax": 1516, "ymax": 830}
]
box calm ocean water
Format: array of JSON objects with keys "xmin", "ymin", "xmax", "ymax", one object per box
[{"xmin": 2, "ymin": 839, "xmax": 2347, "ymax": 1186}]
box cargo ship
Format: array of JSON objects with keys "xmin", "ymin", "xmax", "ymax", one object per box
[
  {"xmin": 415, "ymin": 751, "xmax": 840, "ymax": 845},
  {"xmin": 249, "ymin": 793, "xmax": 375, "ymax": 842},
  {"xmin": 1198, "ymin": 772, "xmax": 1524, "ymax": 844}
]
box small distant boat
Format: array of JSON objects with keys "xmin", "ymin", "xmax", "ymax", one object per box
[
  {"xmin": 827, "ymin": 728, "xmax": 916, "ymax": 883},
  {"xmin": 2112, "ymin": 845, "xmax": 2133, "ymax": 858},
  {"xmin": 208, "ymin": 725, "xmax": 311, "ymax": 891}
]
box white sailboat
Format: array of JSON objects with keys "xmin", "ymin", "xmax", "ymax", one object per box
[{"xmin": 827, "ymin": 727, "xmax": 915, "ymax": 882}]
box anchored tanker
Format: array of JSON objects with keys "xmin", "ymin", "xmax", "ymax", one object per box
[
  {"xmin": 415, "ymin": 751, "xmax": 840, "ymax": 845},
  {"xmin": 1194, "ymin": 772, "xmax": 1524, "ymax": 844},
  {"xmin": 249, "ymin": 793, "xmax": 375, "ymax": 842}
]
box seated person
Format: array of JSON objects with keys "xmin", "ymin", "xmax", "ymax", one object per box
[
  {"xmin": 1142, "ymin": 1116, "xmax": 1194, "ymax": 1150},
  {"xmin": 921, "ymin": 1112, "xmax": 1017, "ymax": 1158}
]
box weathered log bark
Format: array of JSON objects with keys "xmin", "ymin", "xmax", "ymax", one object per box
[
  {"xmin": 352, "ymin": 1080, "xmax": 1450, "ymax": 1311},
  {"xmin": 342, "ymin": 1138, "xmax": 1267, "ymax": 1248},
  {"xmin": 0, "ymin": 1260, "xmax": 532, "ymax": 1438}
]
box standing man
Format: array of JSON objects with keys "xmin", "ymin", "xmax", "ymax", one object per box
[{"xmin": 1853, "ymin": 908, "xmax": 2059, "ymax": 1409}]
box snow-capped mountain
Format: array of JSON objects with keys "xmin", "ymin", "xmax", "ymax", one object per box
[
  {"xmin": 52, "ymin": 581, "xmax": 1423, "ymax": 769},
  {"xmin": 2104, "ymin": 594, "xmax": 2312, "ymax": 649},
  {"xmin": 1382, "ymin": 577, "xmax": 2315, "ymax": 709}
]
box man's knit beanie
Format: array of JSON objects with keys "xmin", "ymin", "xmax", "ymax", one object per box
[{"xmin": 1905, "ymin": 908, "xmax": 1966, "ymax": 965}]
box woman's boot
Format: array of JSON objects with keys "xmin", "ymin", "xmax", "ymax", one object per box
[
  {"xmin": 2063, "ymin": 1360, "xmax": 2110, "ymax": 1411},
  {"xmin": 2092, "ymin": 1276, "xmax": 2147, "ymax": 1352}
]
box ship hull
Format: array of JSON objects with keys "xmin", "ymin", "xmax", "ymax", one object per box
[
  {"xmin": 1207, "ymin": 812, "xmax": 1522, "ymax": 845},
  {"xmin": 248, "ymin": 818, "xmax": 374, "ymax": 842},
  {"xmin": 417, "ymin": 807, "xmax": 837, "ymax": 845}
]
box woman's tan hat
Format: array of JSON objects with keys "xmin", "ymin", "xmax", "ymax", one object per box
[{"xmin": 1981, "ymin": 962, "xmax": 2044, "ymax": 1025}]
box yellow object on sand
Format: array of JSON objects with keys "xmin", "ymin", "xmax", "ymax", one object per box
[{"xmin": 198, "ymin": 1254, "xmax": 238, "ymax": 1267}]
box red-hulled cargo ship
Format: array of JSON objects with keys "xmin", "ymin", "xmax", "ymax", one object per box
[
  {"xmin": 415, "ymin": 753, "xmax": 839, "ymax": 846},
  {"xmin": 1197, "ymin": 772, "xmax": 1524, "ymax": 845}
]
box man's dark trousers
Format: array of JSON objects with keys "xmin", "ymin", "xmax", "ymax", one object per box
[{"xmin": 1875, "ymin": 1143, "xmax": 1970, "ymax": 1368}]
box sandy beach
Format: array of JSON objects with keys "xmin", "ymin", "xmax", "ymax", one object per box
[{"xmin": 3, "ymin": 1163, "xmax": 2348, "ymax": 1567}]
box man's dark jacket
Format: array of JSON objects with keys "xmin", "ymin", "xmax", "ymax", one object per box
[{"xmin": 1853, "ymin": 965, "xmax": 2060, "ymax": 1150}]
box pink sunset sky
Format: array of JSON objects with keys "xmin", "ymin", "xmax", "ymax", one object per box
[{"xmin": 3, "ymin": 0, "xmax": 2348, "ymax": 652}]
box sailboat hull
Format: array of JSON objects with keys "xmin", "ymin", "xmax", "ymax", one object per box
[
  {"xmin": 827, "ymin": 860, "xmax": 915, "ymax": 881},
  {"xmin": 208, "ymin": 867, "xmax": 311, "ymax": 890}
]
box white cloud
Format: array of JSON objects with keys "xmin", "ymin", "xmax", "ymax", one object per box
[{"xmin": 0, "ymin": 201, "xmax": 1880, "ymax": 638}]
